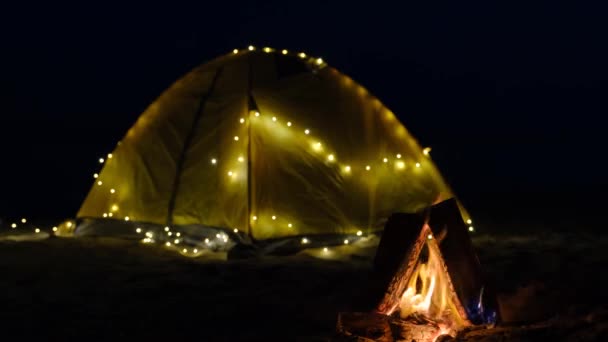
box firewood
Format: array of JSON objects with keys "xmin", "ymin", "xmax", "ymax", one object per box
[{"xmin": 336, "ymin": 312, "xmax": 394, "ymax": 342}]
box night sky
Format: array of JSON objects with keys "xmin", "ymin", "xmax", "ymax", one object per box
[{"xmin": 2, "ymin": 2, "xmax": 606, "ymax": 231}]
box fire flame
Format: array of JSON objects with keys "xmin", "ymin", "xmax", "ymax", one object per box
[{"xmin": 398, "ymin": 233, "xmax": 468, "ymax": 334}]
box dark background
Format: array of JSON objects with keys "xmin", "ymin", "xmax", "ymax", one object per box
[{"xmin": 1, "ymin": 2, "xmax": 606, "ymax": 232}]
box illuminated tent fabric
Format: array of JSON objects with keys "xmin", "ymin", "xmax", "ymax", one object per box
[{"xmin": 77, "ymin": 47, "xmax": 466, "ymax": 240}]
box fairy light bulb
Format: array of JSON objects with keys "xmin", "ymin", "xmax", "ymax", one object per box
[
  {"xmin": 52, "ymin": 226, "xmax": 58, "ymax": 232},
  {"xmin": 287, "ymin": 223, "xmax": 292, "ymax": 228},
  {"xmin": 271, "ymin": 215, "xmax": 277, "ymax": 220},
  {"xmin": 248, "ymin": 45, "xmax": 255, "ymax": 51},
  {"xmin": 67, "ymin": 222, "xmax": 73, "ymax": 228},
  {"xmin": 233, "ymin": 49, "xmax": 239, "ymax": 54},
  {"xmin": 193, "ymin": 248, "xmax": 198, "ymax": 253},
  {"xmin": 238, "ymin": 156, "xmax": 244, "ymax": 163},
  {"xmin": 427, "ymin": 234, "xmax": 433, "ymax": 240},
  {"xmin": 21, "ymin": 218, "xmax": 26, "ymax": 223},
  {"xmin": 108, "ymin": 213, "xmax": 113, "ymax": 217},
  {"xmin": 35, "ymin": 228, "xmax": 40, "ymax": 233},
  {"xmin": 234, "ymin": 136, "xmax": 239, "ymax": 141},
  {"xmin": 315, "ymin": 58, "xmax": 323, "ymax": 65},
  {"xmin": 313, "ymin": 142, "xmax": 322, "ymax": 151},
  {"xmin": 227, "ymin": 171, "xmax": 233, "ymax": 177},
  {"xmin": 344, "ymin": 165, "xmax": 351, "ymax": 173},
  {"xmin": 174, "ymin": 239, "xmax": 180, "ymax": 244},
  {"xmin": 111, "ymin": 204, "xmax": 119, "ymax": 212},
  {"xmin": 164, "ymin": 226, "xmax": 170, "ymax": 232},
  {"xmin": 263, "ymin": 47, "xmax": 271, "ymax": 53},
  {"xmin": 93, "ymin": 173, "xmax": 99, "ymax": 178},
  {"xmin": 233, "ymin": 228, "xmax": 238, "ymax": 233},
  {"xmin": 99, "ymin": 158, "xmax": 104, "ymax": 164},
  {"xmin": 204, "ymin": 238, "xmax": 210, "ymax": 244},
  {"xmin": 103, "ymin": 213, "xmax": 108, "ymax": 218},
  {"xmin": 396, "ymin": 154, "xmax": 402, "ymax": 159},
  {"xmin": 356, "ymin": 230, "xmax": 362, "ymax": 236},
  {"xmin": 272, "ymin": 116, "xmax": 277, "ymax": 122},
  {"xmin": 343, "ymin": 239, "xmax": 349, "ymax": 245},
  {"xmin": 110, "ymin": 188, "xmax": 115, "ymax": 194},
  {"xmin": 97, "ymin": 181, "xmax": 103, "ymax": 186},
  {"xmin": 365, "ymin": 165, "xmax": 371, "ymax": 171},
  {"xmin": 298, "ymin": 52, "xmax": 306, "ymax": 58},
  {"xmin": 136, "ymin": 228, "xmax": 142, "ymax": 233},
  {"xmin": 211, "ymin": 158, "xmax": 217, "ymax": 165},
  {"xmin": 327, "ymin": 154, "xmax": 335, "ymax": 162},
  {"xmin": 240, "ymin": 118, "xmax": 245, "ymax": 124},
  {"xmin": 287, "ymin": 122, "xmax": 292, "ymax": 127},
  {"xmin": 468, "ymin": 226, "xmax": 475, "ymax": 232},
  {"xmin": 11, "ymin": 223, "xmax": 16, "ymax": 228},
  {"xmin": 466, "ymin": 219, "xmax": 472, "ymax": 224},
  {"xmin": 383, "ymin": 158, "xmax": 388, "ymax": 163},
  {"xmin": 423, "ymin": 147, "xmax": 432, "ymax": 156},
  {"xmin": 124, "ymin": 216, "xmax": 130, "ymax": 221},
  {"xmin": 301, "ymin": 237, "xmax": 309, "ymax": 244},
  {"xmin": 323, "ymin": 247, "xmax": 328, "ymax": 252},
  {"xmin": 165, "ymin": 242, "xmax": 171, "ymax": 247},
  {"xmin": 176, "ymin": 232, "xmax": 181, "ymax": 237},
  {"xmin": 252, "ymin": 216, "xmax": 258, "ymax": 221},
  {"xmin": 107, "ymin": 153, "xmax": 113, "ymax": 159},
  {"xmin": 182, "ymin": 248, "xmax": 187, "ymax": 253},
  {"xmin": 254, "ymin": 111, "xmax": 260, "ymax": 117},
  {"xmin": 281, "ymin": 49, "xmax": 288, "ymax": 55},
  {"xmin": 396, "ymin": 161, "xmax": 405, "ymax": 169},
  {"xmin": 415, "ymin": 162, "xmax": 421, "ymax": 168},
  {"xmin": 304, "ymin": 129, "xmax": 310, "ymax": 135}
]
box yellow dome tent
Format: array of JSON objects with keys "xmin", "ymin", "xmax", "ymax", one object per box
[{"xmin": 76, "ymin": 46, "xmax": 466, "ymax": 243}]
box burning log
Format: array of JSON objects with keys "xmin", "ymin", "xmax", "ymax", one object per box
[{"xmin": 337, "ymin": 199, "xmax": 498, "ymax": 341}]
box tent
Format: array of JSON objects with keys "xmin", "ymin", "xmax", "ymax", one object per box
[{"xmin": 74, "ymin": 46, "xmax": 467, "ymax": 243}]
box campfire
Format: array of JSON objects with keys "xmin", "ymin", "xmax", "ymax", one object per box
[{"xmin": 337, "ymin": 199, "xmax": 498, "ymax": 341}]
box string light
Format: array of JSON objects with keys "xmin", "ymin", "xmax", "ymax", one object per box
[
  {"xmin": 365, "ymin": 165, "xmax": 371, "ymax": 171},
  {"xmin": 93, "ymin": 173, "xmax": 99, "ymax": 178},
  {"xmin": 136, "ymin": 228, "xmax": 142, "ymax": 233},
  {"xmin": 254, "ymin": 111, "xmax": 260, "ymax": 117},
  {"xmin": 234, "ymin": 136, "xmax": 239, "ymax": 141},
  {"xmin": 21, "ymin": 218, "xmax": 26, "ymax": 223},
  {"xmin": 211, "ymin": 158, "xmax": 217, "ymax": 165},
  {"xmin": 282, "ymin": 49, "xmax": 288, "ymax": 55},
  {"xmin": 304, "ymin": 129, "xmax": 310, "ymax": 135},
  {"xmin": 344, "ymin": 165, "xmax": 351, "ymax": 173},
  {"xmin": 107, "ymin": 153, "xmax": 113, "ymax": 159},
  {"xmin": 271, "ymin": 215, "xmax": 277, "ymax": 220},
  {"xmin": 176, "ymin": 232, "xmax": 181, "ymax": 237},
  {"xmin": 323, "ymin": 247, "xmax": 328, "ymax": 252},
  {"xmin": 164, "ymin": 226, "xmax": 170, "ymax": 232},
  {"xmin": 11, "ymin": 223, "xmax": 16, "ymax": 228},
  {"xmin": 67, "ymin": 222, "xmax": 73, "ymax": 228},
  {"xmin": 248, "ymin": 45, "xmax": 255, "ymax": 51},
  {"xmin": 396, "ymin": 154, "xmax": 402, "ymax": 159},
  {"xmin": 124, "ymin": 216, "xmax": 130, "ymax": 221},
  {"xmin": 108, "ymin": 213, "xmax": 113, "ymax": 217},
  {"xmin": 272, "ymin": 116, "xmax": 277, "ymax": 122},
  {"xmin": 238, "ymin": 156, "xmax": 244, "ymax": 162},
  {"xmin": 327, "ymin": 154, "xmax": 335, "ymax": 162},
  {"xmin": 52, "ymin": 227, "xmax": 58, "ymax": 232},
  {"xmin": 240, "ymin": 118, "xmax": 245, "ymax": 124},
  {"xmin": 111, "ymin": 204, "xmax": 119, "ymax": 212},
  {"xmin": 301, "ymin": 237, "xmax": 309, "ymax": 244},
  {"xmin": 174, "ymin": 239, "xmax": 180, "ymax": 244},
  {"xmin": 466, "ymin": 219, "xmax": 472, "ymax": 224},
  {"xmin": 313, "ymin": 142, "xmax": 322, "ymax": 151},
  {"xmin": 356, "ymin": 230, "xmax": 362, "ymax": 236},
  {"xmin": 415, "ymin": 162, "xmax": 421, "ymax": 168},
  {"xmin": 233, "ymin": 49, "xmax": 239, "ymax": 54},
  {"xmin": 227, "ymin": 171, "xmax": 233, "ymax": 177},
  {"xmin": 110, "ymin": 188, "xmax": 115, "ymax": 194},
  {"xmin": 423, "ymin": 147, "xmax": 432, "ymax": 156},
  {"xmin": 99, "ymin": 158, "xmax": 104, "ymax": 163},
  {"xmin": 182, "ymin": 248, "xmax": 187, "ymax": 253},
  {"xmin": 263, "ymin": 47, "xmax": 271, "ymax": 53},
  {"xmin": 193, "ymin": 248, "xmax": 198, "ymax": 253},
  {"xmin": 252, "ymin": 216, "xmax": 258, "ymax": 221},
  {"xmin": 468, "ymin": 226, "xmax": 475, "ymax": 232},
  {"xmin": 145, "ymin": 232, "xmax": 153, "ymax": 238},
  {"xmin": 97, "ymin": 181, "xmax": 103, "ymax": 186},
  {"xmin": 298, "ymin": 52, "xmax": 306, "ymax": 58},
  {"xmin": 396, "ymin": 161, "xmax": 405, "ymax": 169},
  {"xmin": 427, "ymin": 234, "xmax": 433, "ymax": 240},
  {"xmin": 103, "ymin": 213, "xmax": 108, "ymax": 218},
  {"xmin": 383, "ymin": 158, "xmax": 388, "ymax": 163},
  {"xmin": 233, "ymin": 228, "xmax": 238, "ymax": 233},
  {"xmin": 168, "ymin": 231, "xmax": 173, "ymax": 236},
  {"xmin": 165, "ymin": 242, "xmax": 171, "ymax": 247},
  {"xmin": 205, "ymin": 238, "xmax": 210, "ymax": 244},
  {"xmin": 35, "ymin": 228, "xmax": 40, "ymax": 233},
  {"xmin": 343, "ymin": 239, "xmax": 349, "ymax": 245},
  {"xmin": 287, "ymin": 122, "xmax": 292, "ymax": 127},
  {"xmin": 315, "ymin": 58, "xmax": 323, "ymax": 65},
  {"xmin": 287, "ymin": 223, "xmax": 292, "ymax": 228}
]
